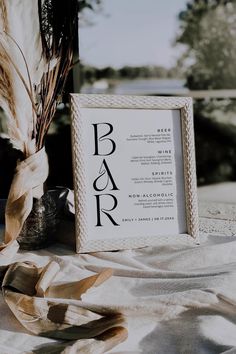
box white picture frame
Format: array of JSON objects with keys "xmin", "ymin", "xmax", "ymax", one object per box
[{"xmin": 70, "ymin": 94, "xmax": 199, "ymax": 253}]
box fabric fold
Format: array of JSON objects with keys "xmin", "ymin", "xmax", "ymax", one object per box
[
  {"xmin": 1, "ymin": 260, "xmax": 128, "ymax": 353},
  {"xmin": 0, "ymin": 147, "xmax": 48, "ymax": 258}
]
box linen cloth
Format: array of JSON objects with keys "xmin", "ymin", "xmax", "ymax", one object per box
[{"xmin": 1, "ymin": 186, "xmax": 236, "ymax": 353}]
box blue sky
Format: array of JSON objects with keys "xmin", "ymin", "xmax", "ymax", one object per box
[{"xmin": 79, "ymin": 0, "xmax": 188, "ymax": 68}]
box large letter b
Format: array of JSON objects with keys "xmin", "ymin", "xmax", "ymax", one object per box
[{"xmin": 93, "ymin": 123, "xmax": 116, "ymax": 156}]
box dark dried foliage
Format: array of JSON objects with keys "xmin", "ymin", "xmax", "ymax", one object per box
[{"xmin": 36, "ymin": 0, "xmax": 78, "ymax": 149}]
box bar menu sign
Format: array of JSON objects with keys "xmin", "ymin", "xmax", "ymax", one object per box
[{"xmin": 71, "ymin": 94, "xmax": 199, "ymax": 253}]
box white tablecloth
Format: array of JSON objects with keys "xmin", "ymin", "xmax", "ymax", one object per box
[{"xmin": 1, "ymin": 184, "xmax": 236, "ymax": 353}]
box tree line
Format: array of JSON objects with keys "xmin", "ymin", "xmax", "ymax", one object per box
[{"xmin": 80, "ymin": 64, "xmax": 182, "ymax": 84}]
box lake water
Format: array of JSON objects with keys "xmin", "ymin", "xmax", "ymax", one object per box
[{"xmin": 81, "ymin": 78, "xmax": 188, "ymax": 96}]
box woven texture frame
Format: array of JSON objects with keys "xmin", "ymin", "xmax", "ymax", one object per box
[{"xmin": 70, "ymin": 94, "xmax": 199, "ymax": 253}]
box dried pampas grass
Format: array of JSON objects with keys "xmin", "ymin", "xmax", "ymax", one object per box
[
  {"xmin": 0, "ymin": 0, "xmax": 78, "ymax": 155},
  {"xmin": 0, "ymin": 45, "xmax": 16, "ymax": 119},
  {"xmin": 0, "ymin": 0, "xmax": 78, "ymax": 249}
]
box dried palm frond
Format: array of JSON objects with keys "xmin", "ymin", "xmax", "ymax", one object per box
[
  {"xmin": 0, "ymin": 0, "xmax": 8, "ymax": 31},
  {"xmin": 0, "ymin": 0, "xmax": 78, "ymax": 153},
  {"xmin": 0, "ymin": 44, "xmax": 16, "ymax": 118},
  {"xmin": 0, "ymin": 41, "xmax": 25, "ymax": 150},
  {"xmin": 0, "ymin": 1, "xmax": 17, "ymax": 144},
  {"xmin": 0, "ymin": 0, "xmax": 48, "ymax": 156}
]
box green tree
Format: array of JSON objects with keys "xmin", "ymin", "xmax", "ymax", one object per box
[
  {"xmin": 176, "ymin": 0, "xmax": 236, "ymax": 185},
  {"xmin": 78, "ymin": 0, "xmax": 103, "ymax": 26},
  {"xmin": 177, "ymin": 0, "xmax": 236, "ymax": 89},
  {"xmin": 78, "ymin": 0, "xmax": 102, "ymax": 11}
]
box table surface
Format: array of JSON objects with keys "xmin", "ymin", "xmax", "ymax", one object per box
[{"xmin": 1, "ymin": 183, "xmax": 236, "ymax": 354}]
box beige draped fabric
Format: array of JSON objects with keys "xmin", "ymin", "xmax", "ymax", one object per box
[
  {"xmin": 0, "ymin": 147, "xmax": 48, "ymax": 254},
  {"xmin": 1, "ymin": 261, "xmax": 128, "ymax": 353},
  {"xmin": 1, "ymin": 192, "xmax": 236, "ymax": 352}
]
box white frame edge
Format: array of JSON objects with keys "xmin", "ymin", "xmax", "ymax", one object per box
[{"xmin": 70, "ymin": 94, "xmax": 199, "ymax": 253}]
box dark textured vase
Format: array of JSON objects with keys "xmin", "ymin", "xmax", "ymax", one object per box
[{"xmin": 17, "ymin": 190, "xmax": 58, "ymax": 250}]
